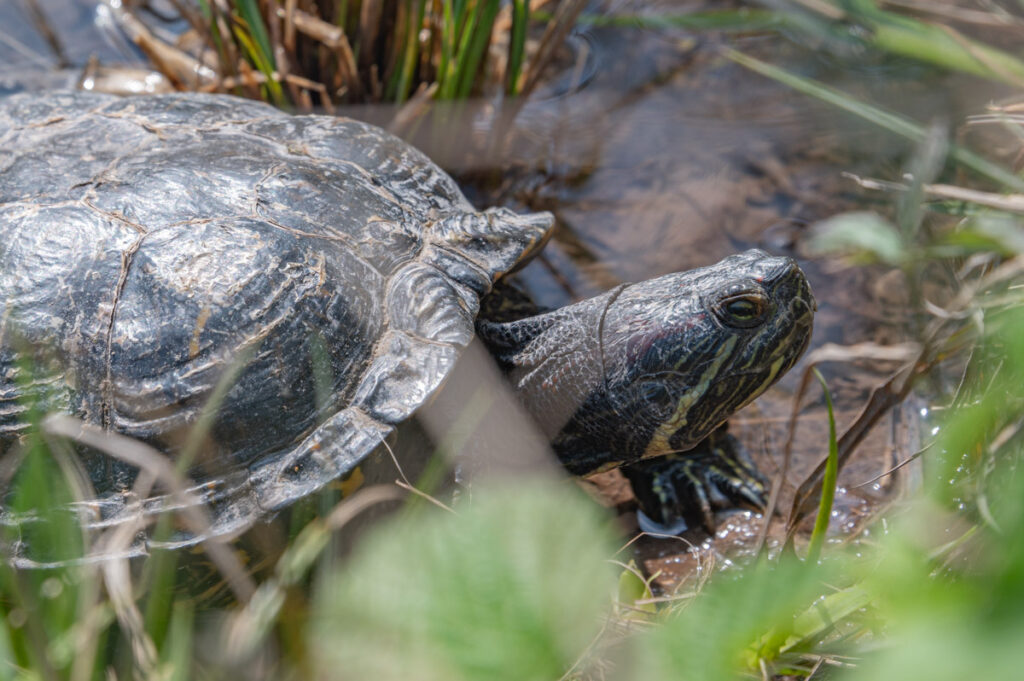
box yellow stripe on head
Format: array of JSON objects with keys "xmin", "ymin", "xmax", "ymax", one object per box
[{"xmin": 642, "ymin": 336, "xmax": 737, "ymax": 458}]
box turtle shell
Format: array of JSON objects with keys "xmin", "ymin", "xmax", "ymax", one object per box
[{"xmin": 0, "ymin": 92, "xmax": 553, "ymax": 558}]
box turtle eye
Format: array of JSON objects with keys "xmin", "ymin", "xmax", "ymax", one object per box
[{"xmin": 714, "ymin": 292, "xmax": 769, "ymax": 328}]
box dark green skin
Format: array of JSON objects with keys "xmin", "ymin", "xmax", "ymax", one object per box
[
  {"xmin": 481, "ymin": 249, "xmax": 813, "ymax": 469},
  {"xmin": 480, "ymin": 249, "xmax": 814, "ymax": 530}
]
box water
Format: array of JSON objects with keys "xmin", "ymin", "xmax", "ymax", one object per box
[{"xmin": 0, "ymin": 0, "xmax": 126, "ymax": 77}]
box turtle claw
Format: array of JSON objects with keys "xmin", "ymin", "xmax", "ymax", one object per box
[
  {"xmin": 636, "ymin": 509, "xmax": 691, "ymax": 536},
  {"xmin": 623, "ymin": 425, "xmax": 767, "ymax": 535}
]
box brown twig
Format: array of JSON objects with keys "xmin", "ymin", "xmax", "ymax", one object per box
[
  {"xmin": 21, "ymin": 0, "xmax": 67, "ymax": 67},
  {"xmin": 42, "ymin": 415, "xmax": 257, "ymax": 603}
]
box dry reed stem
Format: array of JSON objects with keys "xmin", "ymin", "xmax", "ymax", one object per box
[
  {"xmin": 21, "ymin": 0, "xmax": 67, "ymax": 66},
  {"xmin": 518, "ymin": 0, "xmax": 587, "ymax": 100},
  {"xmin": 104, "ymin": 0, "xmax": 215, "ymax": 89},
  {"xmin": 221, "ymin": 484, "xmax": 404, "ymax": 662},
  {"xmin": 275, "ymin": 5, "xmax": 360, "ymax": 99},
  {"xmin": 845, "ymin": 172, "xmax": 1024, "ymax": 214},
  {"xmin": 42, "ymin": 415, "xmax": 256, "ymax": 602},
  {"xmin": 103, "ymin": 551, "xmax": 159, "ymax": 676}
]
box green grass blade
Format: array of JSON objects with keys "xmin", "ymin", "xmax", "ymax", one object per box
[
  {"xmin": 177, "ymin": 343, "xmax": 255, "ymax": 473},
  {"xmin": 0, "ymin": 620, "xmax": 15, "ymax": 681},
  {"xmin": 454, "ymin": 0, "xmax": 501, "ymax": 99},
  {"xmin": 196, "ymin": 0, "xmax": 232, "ymax": 81},
  {"xmin": 162, "ymin": 603, "xmax": 195, "ymax": 681},
  {"xmin": 779, "ymin": 584, "xmax": 872, "ymax": 654},
  {"xmin": 384, "ymin": 0, "xmax": 413, "ymax": 101},
  {"xmin": 505, "ymin": 0, "xmax": 528, "ymax": 95},
  {"xmin": 437, "ymin": 0, "xmax": 458, "ymax": 98},
  {"xmin": 452, "ymin": 0, "xmax": 469, "ymax": 34},
  {"xmin": 143, "ymin": 547, "xmax": 180, "ymax": 649},
  {"xmin": 234, "ymin": 0, "xmax": 275, "ymax": 72},
  {"xmin": 806, "ymin": 368, "xmax": 838, "ymax": 564},
  {"xmin": 335, "ymin": 0, "xmax": 350, "ymax": 32},
  {"xmin": 580, "ymin": 4, "xmax": 1024, "ymax": 84},
  {"xmin": 142, "ymin": 343, "xmax": 255, "ymax": 632},
  {"xmin": 449, "ymin": 0, "xmax": 483, "ymax": 99},
  {"xmin": 724, "ymin": 48, "xmax": 1024, "ymax": 192},
  {"xmin": 392, "ymin": 0, "xmax": 428, "ymax": 104},
  {"xmin": 232, "ymin": 19, "xmax": 285, "ymax": 106},
  {"xmin": 838, "ymin": 1, "xmax": 1024, "ymax": 87}
]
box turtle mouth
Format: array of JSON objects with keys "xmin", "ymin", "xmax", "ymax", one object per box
[{"xmin": 760, "ymin": 259, "xmax": 815, "ymax": 365}]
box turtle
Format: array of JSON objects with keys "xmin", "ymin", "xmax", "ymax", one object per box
[{"xmin": 0, "ymin": 91, "xmax": 815, "ymax": 563}]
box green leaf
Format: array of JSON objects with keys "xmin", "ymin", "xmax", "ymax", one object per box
[
  {"xmin": 806, "ymin": 368, "xmax": 839, "ymax": 565},
  {"xmin": 943, "ymin": 214, "xmax": 1024, "ymax": 255},
  {"xmin": 779, "ymin": 584, "xmax": 871, "ymax": 655},
  {"xmin": 311, "ymin": 480, "xmax": 617, "ymax": 681},
  {"xmin": 570, "ymin": 8, "xmax": 782, "ymax": 32},
  {"xmin": 854, "ymin": 4, "xmax": 1024, "ymax": 88},
  {"xmin": 616, "ymin": 560, "xmax": 657, "ymax": 620},
  {"xmin": 162, "ymin": 603, "xmax": 195, "ymax": 681},
  {"xmin": 809, "ymin": 211, "xmax": 906, "ymax": 265},
  {"xmin": 636, "ymin": 558, "xmax": 826, "ymax": 681}
]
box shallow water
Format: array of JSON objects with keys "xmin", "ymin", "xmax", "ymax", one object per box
[{"xmin": 0, "ymin": 0, "xmax": 999, "ymax": 587}]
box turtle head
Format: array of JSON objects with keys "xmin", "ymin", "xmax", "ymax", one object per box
[{"xmin": 481, "ymin": 250, "xmax": 814, "ymax": 475}]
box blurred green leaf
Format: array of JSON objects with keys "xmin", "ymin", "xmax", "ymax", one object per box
[
  {"xmin": 843, "ymin": 0, "xmax": 1024, "ymax": 88},
  {"xmin": 635, "ymin": 558, "xmax": 828, "ymax": 681},
  {"xmin": 810, "ymin": 211, "xmax": 906, "ymax": 264},
  {"xmin": 311, "ymin": 480, "xmax": 617, "ymax": 681},
  {"xmin": 615, "ymin": 560, "xmax": 656, "ymax": 620},
  {"xmin": 0, "ymin": 621, "xmax": 17, "ymax": 681},
  {"xmin": 162, "ymin": 603, "xmax": 195, "ymax": 681},
  {"xmin": 779, "ymin": 584, "xmax": 871, "ymax": 655},
  {"xmin": 833, "ymin": 305, "xmax": 1024, "ymax": 681},
  {"xmin": 942, "ymin": 214, "xmax": 1024, "ymax": 256}
]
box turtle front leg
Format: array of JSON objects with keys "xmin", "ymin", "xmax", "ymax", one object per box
[{"xmin": 622, "ymin": 424, "xmax": 768, "ymax": 535}]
